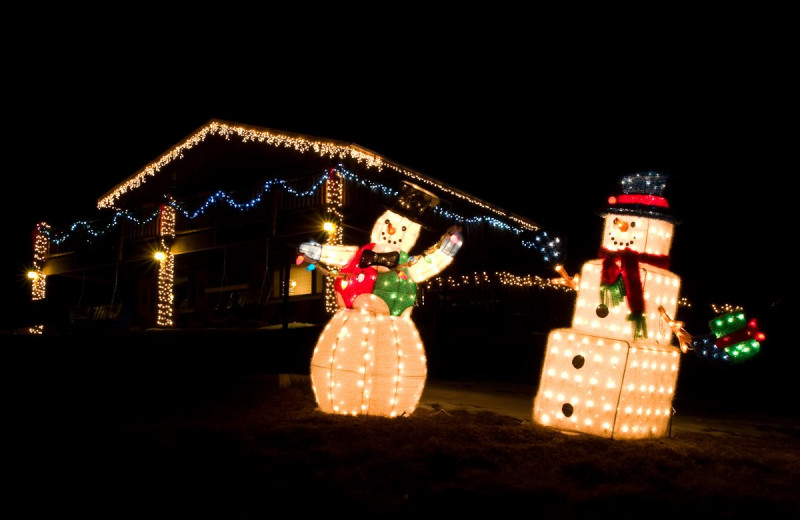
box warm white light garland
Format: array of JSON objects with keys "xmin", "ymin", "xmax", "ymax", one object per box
[
  {"xmin": 323, "ymin": 170, "xmax": 344, "ymax": 313},
  {"xmin": 156, "ymin": 203, "xmax": 176, "ymax": 327},
  {"xmin": 425, "ymin": 271, "xmax": 575, "ymax": 292},
  {"xmin": 30, "ymin": 222, "xmax": 49, "ymax": 301},
  {"xmin": 27, "ymin": 222, "xmax": 50, "ymax": 334}
]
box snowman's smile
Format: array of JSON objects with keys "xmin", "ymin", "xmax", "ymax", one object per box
[
  {"xmin": 380, "ymin": 219, "xmax": 406, "ymax": 247},
  {"xmin": 608, "ymin": 231, "xmax": 638, "ymax": 249},
  {"xmin": 608, "ymin": 217, "xmax": 640, "ymax": 249},
  {"xmin": 370, "ymin": 210, "xmax": 423, "ymax": 254}
]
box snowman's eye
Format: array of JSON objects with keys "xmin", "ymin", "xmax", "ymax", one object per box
[
  {"xmin": 385, "ymin": 219, "xmax": 390, "ymax": 224},
  {"xmin": 630, "ymin": 222, "xmax": 636, "ymax": 228},
  {"xmin": 401, "ymin": 226, "xmax": 407, "ymax": 231}
]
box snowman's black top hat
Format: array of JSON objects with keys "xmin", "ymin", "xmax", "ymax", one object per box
[
  {"xmin": 601, "ymin": 171, "xmax": 680, "ymax": 224},
  {"xmin": 391, "ymin": 181, "xmax": 440, "ymax": 220}
]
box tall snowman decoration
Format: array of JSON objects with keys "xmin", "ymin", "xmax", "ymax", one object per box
[
  {"xmin": 298, "ymin": 181, "xmax": 463, "ymax": 417},
  {"xmin": 533, "ymin": 172, "xmax": 683, "ymax": 439}
]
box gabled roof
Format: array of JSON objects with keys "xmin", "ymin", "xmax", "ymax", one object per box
[{"xmin": 97, "ymin": 119, "xmax": 540, "ymax": 232}]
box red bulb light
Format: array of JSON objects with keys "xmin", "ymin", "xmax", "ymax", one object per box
[{"xmin": 608, "ymin": 196, "xmax": 617, "ymax": 205}]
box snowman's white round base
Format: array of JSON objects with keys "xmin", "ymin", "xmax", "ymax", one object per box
[{"xmin": 310, "ymin": 298, "xmax": 427, "ymax": 417}]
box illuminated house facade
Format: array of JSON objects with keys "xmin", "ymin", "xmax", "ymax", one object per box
[{"xmin": 28, "ymin": 120, "xmax": 574, "ymax": 375}]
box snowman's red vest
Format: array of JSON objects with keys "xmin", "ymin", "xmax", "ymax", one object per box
[
  {"xmin": 334, "ymin": 244, "xmax": 378, "ymax": 308},
  {"xmin": 333, "ymin": 244, "xmax": 417, "ymax": 316}
]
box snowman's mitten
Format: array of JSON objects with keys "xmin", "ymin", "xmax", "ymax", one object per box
[
  {"xmin": 298, "ymin": 239, "xmax": 322, "ymax": 262},
  {"xmin": 438, "ymin": 226, "xmax": 463, "ymax": 257}
]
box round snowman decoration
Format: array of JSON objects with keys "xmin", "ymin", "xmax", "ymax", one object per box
[{"xmin": 298, "ymin": 182, "xmax": 463, "ymax": 417}]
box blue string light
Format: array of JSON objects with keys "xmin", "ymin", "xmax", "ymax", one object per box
[
  {"xmin": 522, "ymin": 231, "xmax": 564, "ymax": 265},
  {"xmin": 41, "ymin": 164, "xmax": 564, "ymax": 265},
  {"xmin": 48, "ymin": 209, "xmax": 161, "ymax": 244}
]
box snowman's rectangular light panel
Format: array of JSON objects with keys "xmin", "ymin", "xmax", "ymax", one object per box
[
  {"xmin": 572, "ymin": 259, "xmax": 681, "ymax": 344},
  {"xmin": 533, "ymin": 329, "xmax": 681, "ymax": 439},
  {"xmin": 600, "ymin": 214, "xmax": 675, "ymax": 258}
]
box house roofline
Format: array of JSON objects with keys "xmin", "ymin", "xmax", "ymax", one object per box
[{"xmin": 96, "ymin": 119, "xmax": 540, "ymax": 232}]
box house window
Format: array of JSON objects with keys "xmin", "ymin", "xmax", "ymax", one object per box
[{"xmin": 274, "ymin": 264, "xmax": 321, "ymax": 298}]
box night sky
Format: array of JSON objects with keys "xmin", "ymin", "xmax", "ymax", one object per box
[{"xmin": 4, "ymin": 43, "xmax": 794, "ymax": 349}]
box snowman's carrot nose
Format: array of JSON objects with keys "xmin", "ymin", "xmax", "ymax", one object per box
[
  {"xmin": 613, "ymin": 217, "xmax": 629, "ymax": 232},
  {"xmin": 387, "ymin": 223, "xmax": 396, "ymax": 235}
]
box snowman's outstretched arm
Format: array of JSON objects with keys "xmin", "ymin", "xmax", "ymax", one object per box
[
  {"xmin": 552, "ymin": 264, "xmax": 579, "ymax": 290},
  {"xmin": 408, "ymin": 226, "xmax": 463, "ymax": 283},
  {"xmin": 657, "ymin": 305, "xmax": 693, "ymax": 353},
  {"xmin": 298, "ymin": 239, "xmax": 359, "ymax": 267}
]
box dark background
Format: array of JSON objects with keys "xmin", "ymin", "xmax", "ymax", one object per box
[
  {"xmin": 4, "ymin": 25, "xmax": 794, "ymax": 355},
  {"xmin": 2, "ymin": 20, "xmax": 798, "ymax": 520}
]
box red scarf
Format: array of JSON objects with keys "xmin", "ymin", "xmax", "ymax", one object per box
[{"xmin": 598, "ymin": 247, "xmax": 670, "ymax": 315}]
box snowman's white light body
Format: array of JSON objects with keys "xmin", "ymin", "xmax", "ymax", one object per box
[
  {"xmin": 302, "ymin": 185, "xmax": 462, "ymax": 417},
  {"xmin": 573, "ymin": 212, "xmax": 680, "ymax": 342},
  {"xmin": 372, "ymin": 212, "xmax": 422, "ymax": 253},
  {"xmin": 371, "ymin": 212, "xmax": 458, "ymax": 283},
  {"xmin": 533, "ymin": 173, "xmax": 683, "ymax": 439}
]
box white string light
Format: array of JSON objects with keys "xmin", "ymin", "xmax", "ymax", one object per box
[{"xmin": 156, "ymin": 203, "xmax": 176, "ymax": 327}]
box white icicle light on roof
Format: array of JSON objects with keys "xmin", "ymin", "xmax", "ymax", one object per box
[
  {"xmin": 97, "ymin": 122, "xmax": 386, "ymax": 210},
  {"xmin": 95, "ymin": 122, "xmax": 538, "ymax": 237}
]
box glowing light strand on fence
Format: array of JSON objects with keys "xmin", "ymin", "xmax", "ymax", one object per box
[
  {"xmin": 711, "ymin": 302, "xmax": 743, "ymax": 314},
  {"xmin": 424, "ymin": 271, "xmax": 575, "ymax": 292},
  {"xmin": 422, "ymin": 271, "xmax": 690, "ymax": 308}
]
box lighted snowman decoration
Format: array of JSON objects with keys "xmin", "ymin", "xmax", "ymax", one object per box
[
  {"xmin": 298, "ymin": 181, "xmax": 463, "ymax": 417},
  {"xmin": 533, "ymin": 172, "xmax": 684, "ymax": 439},
  {"xmin": 591, "ymin": 173, "xmax": 679, "ymax": 341}
]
